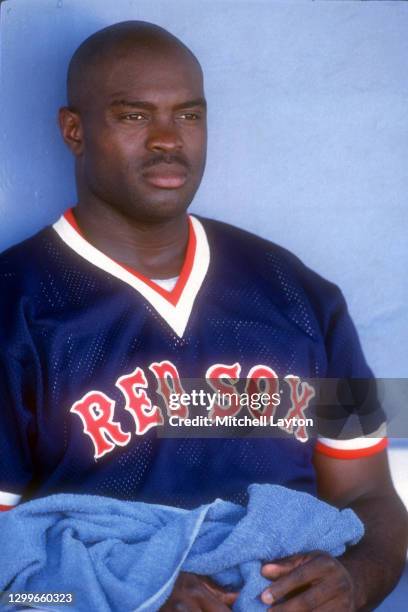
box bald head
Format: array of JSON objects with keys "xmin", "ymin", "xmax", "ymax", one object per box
[{"xmin": 67, "ymin": 21, "xmax": 202, "ymax": 111}]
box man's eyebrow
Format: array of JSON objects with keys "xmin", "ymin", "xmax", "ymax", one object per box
[
  {"xmin": 109, "ymin": 100, "xmax": 156, "ymax": 110},
  {"xmin": 109, "ymin": 98, "xmax": 207, "ymax": 110},
  {"xmin": 173, "ymin": 98, "xmax": 207, "ymax": 110}
]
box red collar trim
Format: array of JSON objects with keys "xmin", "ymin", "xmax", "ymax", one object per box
[{"xmin": 63, "ymin": 208, "xmax": 196, "ymax": 307}]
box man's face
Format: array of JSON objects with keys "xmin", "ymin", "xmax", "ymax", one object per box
[{"xmin": 71, "ymin": 45, "xmax": 207, "ymax": 222}]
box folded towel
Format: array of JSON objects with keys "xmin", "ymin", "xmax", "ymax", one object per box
[{"xmin": 0, "ymin": 484, "xmax": 363, "ymax": 611}]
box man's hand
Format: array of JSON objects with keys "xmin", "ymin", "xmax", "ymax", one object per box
[
  {"xmin": 160, "ymin": 572, "xmax": 238, "ymax": 611},
  {"xmin": 260, "ymin": 551, "xmax": 356, "ymax": 611}
]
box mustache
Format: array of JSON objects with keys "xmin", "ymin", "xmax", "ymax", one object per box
[{"xmin": 141, "ymin": 153, "xmax": 190, "ymax": 171}]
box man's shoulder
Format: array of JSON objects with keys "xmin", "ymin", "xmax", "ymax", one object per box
[
  {"xmin": 198, "ymin": 215, "xmax": 308, "ymax": 266},
  {"xmin": 198, "ymin": 215, "xmax": 353, "ymax": 347},
  {"xmin": 197, "ymin": 215, "xmax": 341, "ymax": 302},
  {"xmin": 198, "ymin": 215, "xmax": 280, "ymax": 249},
  {"xmin": 0, "ymin": 226, "xmax": 53, "ymax": 262},
  {"xmin": 0, "ymin": 226, "xmax": 55, "ymax": 288}
]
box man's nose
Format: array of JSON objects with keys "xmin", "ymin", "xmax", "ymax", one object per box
[{"xmin": 146, "ymin": 120, "xmax": 183, "ymax": 153}]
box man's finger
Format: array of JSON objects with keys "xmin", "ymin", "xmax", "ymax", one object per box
[
  {"xmin": 201, "ymin": 592, "xmax": 237, "ymax": 612},
  {"xmin": 262, "ymin": 562, "xmax": 295, "ymax": 580},
  {"xmin": 261, "ymin": 555, "xmax": 330, "ymax": 605},
  {"xmin": 262, "ymin": 553, "xmax": 313, "ymax": 580},
  {"xmin": 264, "ymin": 584, "xmax": 339, "ymax": 611},
  {"xmin": 217, "ymin": 590, "xmax": 239, "ymax": 606},
  {"xmin": 201, "ymin": 578, "xmax": 239, "ymax": 605}
]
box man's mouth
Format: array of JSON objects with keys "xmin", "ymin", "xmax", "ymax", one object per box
[{"xmin": 142, "ymin": 164, "xmax": 188, "ymax": 189}]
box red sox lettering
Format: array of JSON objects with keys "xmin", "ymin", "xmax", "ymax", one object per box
[{"xmin": 70, "ymin": 361, "xmax": 315, "ymax": 459}]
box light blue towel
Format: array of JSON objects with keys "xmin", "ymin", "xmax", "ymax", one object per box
[{"xmin": 0, "ymin": 484, "xmax": 363, "ymax": 611}]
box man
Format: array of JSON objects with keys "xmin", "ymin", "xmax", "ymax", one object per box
[{"xmin": 0, "ymin": 20, "xmax": 406, "ymax": 611}]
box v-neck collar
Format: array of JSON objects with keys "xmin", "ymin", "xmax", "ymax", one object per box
[{"xmin": 52, "ymin": 209, "xmax": 210, "ymax": 337}]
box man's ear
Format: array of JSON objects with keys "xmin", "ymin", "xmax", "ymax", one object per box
[{"xmin": 58, "ymin": 107, "xmax": 84, "ymax": 155}]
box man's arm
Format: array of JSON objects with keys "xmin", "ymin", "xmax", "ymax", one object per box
[
  {"xmin": 261, "ymin": 449, "xmax": 408, "ymax": 610},
  {"xmin": 315, "ymin": 449, "xmax": 408, "ymax": 609}
]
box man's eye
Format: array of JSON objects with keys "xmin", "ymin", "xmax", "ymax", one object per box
[
  {"xmin": 179, "ymin": 113, "xmax": 200, "ymax": 120},
  {"xmin": 121, "ymin": 113, "xmax": 147, "ymax": 121}
]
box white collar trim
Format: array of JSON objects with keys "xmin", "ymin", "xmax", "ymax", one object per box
[{"xmin": 52, "ymin": 213, "xmax": 210, "ymax": 338}]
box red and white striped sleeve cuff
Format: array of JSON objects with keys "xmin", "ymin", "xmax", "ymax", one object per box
[
  {"xmin": 0, "ymin": 491, "xmax": 22, "ymax": 511},
  {"xmin": 314, "ymin": 423, "xmax": 388, "ymax": 459}
]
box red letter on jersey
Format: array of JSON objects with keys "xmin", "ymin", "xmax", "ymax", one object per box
[
  {"xmin": 116, "ymin": 367, "xmax": 164, "ymax": 436},
  {"xmin": 282, "ymin": 376, "xmax": 315, "ymax": 442},
  {"xmin": 206, "ymin": 362, "xmax": 242, "ymax": 420},
  {"xmin": 70, "ymin": 391, "xmax": 131, "ymax": 460},
  {"xmin": 149, "ymin": 360, "xmax": 189, "ymax": 419},
  {"xmin": 245, "ymin": 365, "xmax": 279, "ymax": 419}
]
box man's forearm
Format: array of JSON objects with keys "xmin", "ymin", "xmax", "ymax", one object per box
[{"xmin": 339, "ymin": 491, "xmax": 408, "ymax": 610}]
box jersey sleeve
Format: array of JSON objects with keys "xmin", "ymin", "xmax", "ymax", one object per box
[
  {"xmin": 0, "ymin": 351, "xmax": 35, "ymax": 510},
  {"xmin": 313, "ymin": 287, "xmax": 387, "ymax": 459}
]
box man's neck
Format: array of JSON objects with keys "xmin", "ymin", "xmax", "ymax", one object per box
[{"xmin": 73, "ymin": 201, "xmax": 189, "ymax": 279}]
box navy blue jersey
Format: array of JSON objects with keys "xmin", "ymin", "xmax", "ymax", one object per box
[{"xmin": 0, "ymin": 211, "xmax": 386, "ymax": 511}]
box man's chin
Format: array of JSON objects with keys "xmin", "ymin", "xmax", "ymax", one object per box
[
  {"xmin": 126, "ymin": 195, "xmax": 192, "ymax": 224},
  {"xmin": 140, "ymin": 183, "xmax": 197, "ymax": 212}
]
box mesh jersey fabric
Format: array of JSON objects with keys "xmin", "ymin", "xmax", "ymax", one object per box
[{"xmin": 0, "ymin": 212, "xmax": 385, "ymax": 510}]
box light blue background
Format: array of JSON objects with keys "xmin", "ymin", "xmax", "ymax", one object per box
[
  {"xmin": 0, "ymin": 1, "xmax": 407, "ymax": 606},
  {"xmin": 0, "ymin": 0, "xmax": 407, "ymax": 378}
]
